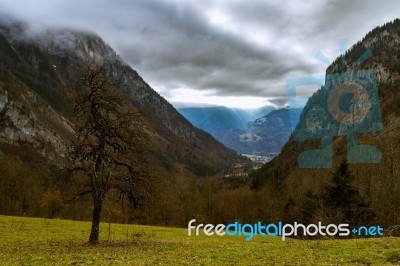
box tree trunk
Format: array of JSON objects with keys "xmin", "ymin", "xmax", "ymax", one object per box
[{"xmin": 89, "ymin": 192, "xmax": 103, "ymax": 244}]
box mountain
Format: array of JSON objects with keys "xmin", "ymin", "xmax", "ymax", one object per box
[
  {"xmin": 220, "ymin": 108, "xmax": 302, "ymax": 155},
  {"xmin": 178, "ymin": 106, "xmax": 275, "ymax": 139},
  {"xmin": 0, "ymin": 21, "xmax": 247, "ymax": 178},
  {"xmin": 250, "ymin": 19, "xmax": 400, "ymax": 227},
  {"xmin": 179, "ymin": 106, "xmax": 301, "ymax": 156}
]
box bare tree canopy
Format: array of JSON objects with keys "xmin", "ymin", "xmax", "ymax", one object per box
[{"xmin": 68, "ymin": 65, "xmax": 152, "ymax": 244}]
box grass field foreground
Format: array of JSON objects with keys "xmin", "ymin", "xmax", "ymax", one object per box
[{"xmin": 1, "ymin": 215, "xmax": 400, "ymax": 265}]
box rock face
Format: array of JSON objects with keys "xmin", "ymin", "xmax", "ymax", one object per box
[
  {"xmin": 0, "ymin": 60, "xmax": 75, "ymax": 159},
  {"xmin": 0, "ymin": 22, "xmax": 246, "ymax": 176}
]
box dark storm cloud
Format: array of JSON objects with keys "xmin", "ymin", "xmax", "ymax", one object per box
[
  {"xmin": 0, "ymin": 0, "xmax": 398, "ymax": 107},
  {"xmin": 268, "ymin": 97, "xmax": 289, "ymax": 107}
]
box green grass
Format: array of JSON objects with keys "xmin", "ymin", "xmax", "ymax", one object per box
[{"xmin": 0, "ymin": 215, "xmax": 399, "ymax": 265}]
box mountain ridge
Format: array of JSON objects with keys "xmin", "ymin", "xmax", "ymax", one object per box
[
  {"xmin": 249, "ymin": 18, "xmax": 400, "ymax": 227},
  {"xmin": 0, "ymin": 21, "xmax": 248, "ymax": 177},
  {"xmin": 180, "ymin": 106, "xmax": 302, "ymax": 156}
]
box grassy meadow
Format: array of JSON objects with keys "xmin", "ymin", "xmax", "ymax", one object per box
[{"xmin": 0, "ymin": 215, "xmax": 400, "ymax": 265}]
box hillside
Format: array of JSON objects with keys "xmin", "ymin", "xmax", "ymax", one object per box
[
  {"xmin": 0, "ymin": 21, "xmax": 247, "ymax": 176},
  {"xmin": 250, "ymin": 19, "xmax": 400, "ymax": 227},
  {"xmin": 0, "ymin": 21, "xmax": 251, "ymax": 222}
]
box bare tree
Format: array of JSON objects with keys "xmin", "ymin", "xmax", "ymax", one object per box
[{"xmin": 67, "ymin": 65, "xmax": 150, "ymax": 244}]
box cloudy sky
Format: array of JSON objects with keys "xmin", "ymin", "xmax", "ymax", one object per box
[{"xmin": 0, "ymin": 0, "xmax": 399, "ymax": 109}]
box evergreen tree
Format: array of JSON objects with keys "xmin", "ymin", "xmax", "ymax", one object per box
[{"xmin": 323, "ymin": 161, "xmax": 376, "ymax": 226}]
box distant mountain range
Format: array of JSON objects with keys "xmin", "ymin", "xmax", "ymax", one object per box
[
  {"xmin": 179, "ymin": 106, "xmax": 302, "ymax": 155},
  {"xmin": 178, "ymin": 106, "xmax": 274, "ymax": 137}
]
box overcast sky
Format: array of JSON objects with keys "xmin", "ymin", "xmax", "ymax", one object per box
[{"xmin": 0, "ymin": 0, "xmax": 399, "ymax": 109}]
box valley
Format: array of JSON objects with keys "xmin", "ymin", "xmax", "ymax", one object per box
[{"xmin": 0, "ymin": 5, "xmax": 400, "ymax": 264}]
